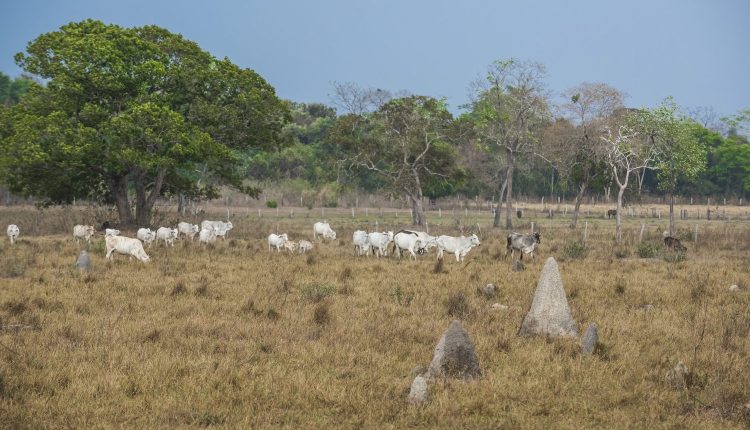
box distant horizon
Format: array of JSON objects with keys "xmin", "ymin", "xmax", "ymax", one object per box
[{"xmin": 2, "ymin": 0, "xmax": 748, "ymax": 120}]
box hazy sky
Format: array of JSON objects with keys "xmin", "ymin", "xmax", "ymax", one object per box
[{"xmin": 2, "ymin": 0, "xmax": 748, "ymax": 117}]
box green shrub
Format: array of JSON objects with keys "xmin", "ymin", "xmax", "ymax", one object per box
[
  {"xmin": 563, "ymin": 241, "xmax": 589, "ymax": 260},
  {"xmin": 301, "ymin": 283, "xmax": 335, "ymax": 303},
  {"xmin": 636, "ymin": 243, "xmax": 660, "ymax": 258},
  {"xmin": 265, "ymin": 200, "xmax": 278, "ymax": 209}
]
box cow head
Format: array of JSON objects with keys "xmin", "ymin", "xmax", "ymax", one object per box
[
  {"xmin": 533, "ymin": 232, "xmax": 541, "ymax": 244},
  {"xmin": 469, "ymin": 234, "xmax": 481, "ymax": 246}
]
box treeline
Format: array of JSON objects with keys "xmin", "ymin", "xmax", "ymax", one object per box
[{"xmin": 0, "ymin": 21, "xmax": 748, "ymax": 236}]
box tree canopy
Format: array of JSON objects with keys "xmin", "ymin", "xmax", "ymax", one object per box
[{"xmin": 0, "ymin": 20, "xmax": 289, "ymax": 224}]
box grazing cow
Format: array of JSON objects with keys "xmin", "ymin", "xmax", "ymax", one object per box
[
  {"xmin": 662, "ymin": 231, "xmax": 687, "ymax": 252},
  {"xmin": 298, "ymin": 240, "xmax": 314, "ymax": 253},
  {"xmin": 136, "ymin": 228, "xmax": 157, "ymax": 248},
  {"xmin": 313, "ymin": 221, "xmax": 336, "ymax": 240},
  {"xmin": 352, "ymin": 230, "xmax": 370, "ymax": 256},
  {"xmin": 506, "ymin": 232, "xmax": 541, "ymax": 262},
  {"xmin": 156, "ymin": 227, "xmax": 178, "ymax": 247},
  {"xmin": 268, "ymin": 233, "xmax": 289, "ymax": 252},
  {"xmin": 367, "ymin": 231, "xmax": 394, "ymax": 258},
  {"xmin": 393, "ymin": 230, "xmax": 427, "ymax": 260},
  {"xmin": 198, "ymin": 228, "xmax": 217, "ymax": 245},
  {"xmin": 105, "ymin": 228, "xmax": 120, "ymax": 237},
  {"xmin": 7, "ymin": 224, "xmax": 19, "ymax": 245},
  {"xmin": 105, "ymin": 235, "xmax": 150, "ymax": 262},
  {"xmin": 73, "ymin": 224, "xmax": 95, "ymax": 245},
  {"xmin": 283, "ymin": 240, "xmax": 298, "ymax": 253},
  {"xmin": 201, "ymin": 220, "xmax": 233, "ymax": 240},
  {"xmin": 436, "ymin": 234, "xmax": 481, "ymax": 262},
  {"xmin": 177, "ymin": 222, "xmax": 200, "ymax": 241},
  {"xmin": 607, "ymin": 209, "xmax": 617, "ymax": 219}
]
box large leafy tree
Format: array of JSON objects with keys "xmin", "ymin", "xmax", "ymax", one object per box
[
  {"xmin": 467, "ymin": 59, "xmax": 550, "ymax": 228},
  {"xmin": 0, "ymin": 20, "xmax": 289, "ymax": 225},
  {"xmin": 334, "ymin": 95, "xmax": 460, "ymax": 225},
  {"xmin": 634, "ymin": 98, "xmax": 706, "ymax": 236}
]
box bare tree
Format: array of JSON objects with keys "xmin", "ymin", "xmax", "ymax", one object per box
[
  {"xmin": 600, "ymin": 124, "xmax": 660, "ymax": 242},
  {"xmin": 467, "ymin": 59, "xmax": 550, "ymax": 229},
  {"xmin": 329, "ymin": 81, "xmax": 394, "ymax": 115},
  {"xmin": 552, "ymin": 82, "xmax": 625, "ymax": 228}
]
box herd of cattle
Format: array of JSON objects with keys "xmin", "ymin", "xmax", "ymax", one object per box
[{"xmin": 4, "ymin": 218, "xmax": 688, "ymax": 263}]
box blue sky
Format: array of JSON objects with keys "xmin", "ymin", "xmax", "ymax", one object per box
[{"xmin": 2, "ymin": 0, "xmax": 748, "ymax": 117}]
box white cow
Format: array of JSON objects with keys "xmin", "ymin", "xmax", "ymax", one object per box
[
  {"xmin": 268, "ymin": 233, "xmax": 288, "ymax": 252},
  {"xmin": 156, "ymin": 227, "xmax": 178, "ymax": 247},
  {"xmin": 393, "ymin": 230, "xmax": 427, "ymax": 260},
  {"xmin": 198, "ymin": 228, "xmax": 217, "ymax": 245},
  {"xmin": 105, "ymin": 228, "xmax": 120, "ymax": 237},
  {"xmin": 177, "ymin": 222, "xmax": 200, "ymax": 241},
  {"xmin": 297, "ymin": 240, "xmax": 314, "ymax": 253},
  {"xmin": 367, "ymin": 231, "xmax": 394, "ymax": 258},
  {"xmin": 7, "ymin": 224, "xmax": 19, "ymax": 245},
  {"xmin": 136, "ymin": 228, "xmax": 157, "ymax": 248},
  {"xmin": 352, "ymin": 230, "xmax": 370, "ymax": 256},
  {"xmin": 201, "ymin": 220, "xmax": 233, "ymax": 240},
  {"xmin": 313, "ymin": 221, "xmax": 336, "ymax": 240},
  {"xmin": 73, "ymin": 224, "xmax": 95, "ymax": 245},
  {"xmin": 105, "ymin": 235, "xmax": 150, "ymax": 262},
  {"xmin": 436, "ymin": 234, "xmax": 481, "ymax": 262}
]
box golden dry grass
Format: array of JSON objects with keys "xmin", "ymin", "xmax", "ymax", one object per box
[{"xmin": 0, "ymin": 207, "xmax": 749, "ymax": 429}]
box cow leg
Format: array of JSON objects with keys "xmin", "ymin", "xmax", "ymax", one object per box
[{"xmin": 455, "ymin": 252, "xmax": 461, "ymax": 262}]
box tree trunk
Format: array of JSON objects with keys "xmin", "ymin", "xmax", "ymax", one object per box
[
  {"xmin": 615, "ymin": 184, "xmax": 626, "ymax": 242},
  {"xmin": 178, "ymin": 193, "xmax": 185, "ymax": 215},
  {"xmin": 569, "ymin": 183, "xmax": 587, "ymax": 229},
  {"xmin": 668, "ymin": 191, "xmax": 675, "ymax": 236},
  {"xmin": 134, "ymin": 168, "xmax": 167, "ymax": 226},
  {"xmin": 493, "ymin": 177, "xmax": 508, "ymax": 228},
  {"xmin": 504, "ymin": 153, "xmax": 515, "ymax": 229},
  {"xmin": 111, "ymin": 175, "xmax": 133, "ymax": 225},
  {"xmin": 407, "ymin": 191, "xmax": 425, "ymax": 226}
]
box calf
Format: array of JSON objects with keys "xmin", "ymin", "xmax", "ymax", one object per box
[
  {"xmin": 177, "ymin": 222, "xmax": 200, "ymax": 241},
  {"xmin": 283, "ymin": 240, "xmax": 298, "ymax": 253},
  {"xmin": 607, "ymin": 209, "xmax": 617, "ymax": 219},
  {"xmin": 198, "ymin": 228, "xmax": 217, "ymax": 245},
  {"xmin": 436, "ymin": 234, "xmax": 481, "ymax": 262},
  {"xmin": 156, "ymin": 227, "xmax": 178, "ymax": 247},
  {"xmin": 297, "ymin": 240, "xmax": 314, "ymax": 253},
  {"xmin": 73, "ymin": 224, "xmax": 95, "ymax": 245},
  {"xmin": 105, "ymin": 235, "xmax": 150, "ymax": 262},
  {"xmin": 136, "ymin": 228, "xmax": 157, "ymax": 248},
  {"xmin": 506, "ymin": 232, "xmax": 541, "ymax": 262},
  {"xmin": 6, "ymin": 224, "xmax": 19, "ymax": 245}
]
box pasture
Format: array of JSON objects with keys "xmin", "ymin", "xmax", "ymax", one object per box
[{"xmin": 0, "ymin": 205, "xmax": 749, "ymax": 428}]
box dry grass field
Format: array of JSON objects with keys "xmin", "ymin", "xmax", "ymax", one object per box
[{"xmin": 0, "ymin": 206, "xmax": 749, "ymax": 429}]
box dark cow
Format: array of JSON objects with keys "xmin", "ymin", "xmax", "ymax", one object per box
[
  {"xmin": 506, "ymin": 232, "xmax": 541, "ymax": 262},
  {"xmin": 607, "ymin": 209, "xmax": 617, "ymax": 219},
  {"xmin": 663, "ymin": 236, "xmax": 687, "ymax": 252}
]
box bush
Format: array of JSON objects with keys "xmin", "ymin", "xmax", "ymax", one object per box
[
  {"xmin": 265, "ymin": 200, "xmax": 278, "ymax": 209},
  {"xmin": 444, "ymin": 292, "xmax": 471, "ymax": 319},
  {"xmin": 614, "ymin": 248, "xmax": 630, "ymax": 259},
  {"xmin": 563, "ymin": 241, "xmax": 588, "ymax": 260},
  {"xmin": 301, "ymin": 283, "xmax": 335, "ymax": 303},
  {"xmin": 636, "ymin": 243, "xmax": 660, "ymax": 258}
]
